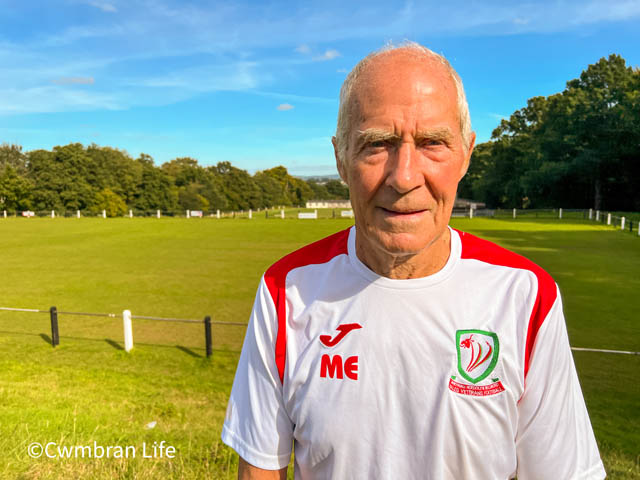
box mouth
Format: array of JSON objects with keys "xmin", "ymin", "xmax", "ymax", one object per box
[{"xmin": 378, "ymin": 207, "xmax": 428, "ymax": 219}]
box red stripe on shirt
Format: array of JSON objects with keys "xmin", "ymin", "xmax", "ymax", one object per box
[
  {"xmin": 264, "ymin": 228, "xmax": 350, "ymax": 383},
  {"xmin": 455, "ymin": 229, "xmax": 557, "ymax": 379}
]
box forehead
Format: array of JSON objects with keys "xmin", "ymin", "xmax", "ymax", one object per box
[{"xmin": 350, "ymin": 51, "xmax": 459, "ymax": 129}]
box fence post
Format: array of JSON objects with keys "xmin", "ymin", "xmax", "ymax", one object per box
[
  {"xmin": 621, "ymin": 217, "xmax": 625, "ymax": 230},
  {"xmin": 513, "ymin": 208, "xmax": 516, "ymax": 219},
  {"xmin": 469, "ymin": 207, "xmax": 474, "ymax": 219},
  {"xmin": 638, "ymin": 222, "xmax": 640, "ymax": 236},
  {"xmin": 186, "ymin": 210, "xmax": 190, "ymax": 218},
  {"xmin": 588, "ymin": 208, "xmax": 593, "ymax": 220},
  {"xmin": 216, "ymin": 209, "xmax": 220, "ymax": 219},
  {"xmin": 77, "ymin": 210, "xmax": 80, "ymax": 219},
  {"xmin": 102, "ymin": 209, "xmax": 106, "ymax": 219},
  {"xmin": 3, "ymin": 210, "xmax": 6, "ymax": 218},
  {"xmin": 50, "ymin": 306, "xmax": 59, "ymax": 347},
  {"xmin": 204, "ymin": 316, "xmax": 212, "ymax": 358},
  {"xmin": 281, "ymin": 209, "xmax": 285, "ymax": 219},
  {"xmin": 607, "ymin": 213, "xmax": 611, "ymax": 225},
  {"xmin": 249, "ymin": 209, "xmax": 252, "ymax": 219},
  {"xmin": 630, "ymin": 220, "xmax": 633, "ymax": 233},
  {"xmin": 156, "ymin": 210, "xmax": 161, "ymax": 219},
  {"xmin": 559, "ymin": 208, "xmax": 563, "ymax": 219},
  {"xmin": 123, "ymin": 310, "xmax": 133, "ymax": 352},
  {"xmin": 596, "ymin": 210, "xmax": 600, "ymax": 221},
  {"xmin": 129, "ymin": 209, "xmax": 133, "ymax": 218}
]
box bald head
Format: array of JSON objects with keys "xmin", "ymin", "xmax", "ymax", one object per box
[{"xmin": 334, "ymin": 43, "xmax": 472, "ymax": 167}]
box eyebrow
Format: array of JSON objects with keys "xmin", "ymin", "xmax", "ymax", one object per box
[{"xmin": 355, "ymin": 127, "xmax": 455, "ymax": 152}]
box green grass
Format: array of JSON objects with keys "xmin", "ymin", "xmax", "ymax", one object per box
[{"xmin": 0, "ymin": 216, "xmax": 638, "ymax": 478}]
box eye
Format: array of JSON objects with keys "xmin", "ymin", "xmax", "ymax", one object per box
[{"xmin": 368, "ymin": 140, "xmax": 387, "ymax": 148}]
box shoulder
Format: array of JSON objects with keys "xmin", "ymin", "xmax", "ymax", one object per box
[
  {"xmin": 264, "ymin": 227, "xmax": 351, "ymax": 293},
  {"xmin": 455, "ymin": 228, "xmax": 555, "ymax": 292}
]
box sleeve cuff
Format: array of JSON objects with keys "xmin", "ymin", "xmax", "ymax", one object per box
[{"xmin": 221, "ymin": 423, "xmax": 292, "ymax": 470}]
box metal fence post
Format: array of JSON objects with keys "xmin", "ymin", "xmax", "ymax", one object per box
[
  {"xmin": 204, "ymin": 316, "xmax": 212, "ymax": 358},
  {"xmin": 50, "ymin": 306, "xmax": 59, "ymax": 347},
  {"xmin": 607, "ymin": 213, "xmax": 611, "ymax": 225},
  {"xmin": 621, "ymin": 217, "xmax": 625, "ymax": 230}
]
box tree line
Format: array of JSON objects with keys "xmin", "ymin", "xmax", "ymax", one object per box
[
  {"xmin": 458, "ymin": 54, "xmax": 639, "ymax": 211},
  {"xmin": 0, "ymin": 144, "xmax": 349, "ymax": 216}
]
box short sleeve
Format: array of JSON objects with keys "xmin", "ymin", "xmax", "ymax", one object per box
[
  {"xmin": 221, "ymin": 276, "xmax": 293, "ymax": 470},
  {"xmin": 516, "ymin": 286, "xmax": 606, "ymax": 479}
]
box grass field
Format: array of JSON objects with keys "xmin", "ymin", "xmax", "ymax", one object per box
[{"xmin": 0, "ymin": 216, "xmax": 637, "ymax": 478}]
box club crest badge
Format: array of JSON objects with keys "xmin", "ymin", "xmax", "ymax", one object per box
[{"xmin": 449, "ymin": 329, "xmax": 505, "ymax": 397}]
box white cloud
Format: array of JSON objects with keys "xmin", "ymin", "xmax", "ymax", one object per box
[
  {"xmin": 52, "ymin": 76, "xmax": 95, "ymax": 85},
  {"xmin": 314, "ymin": 49, "xmax": 340, "ymax": 61},
  {"xmin": 295, "ymin": 44, "xmax": 311, "ymax": 54},
  {"xmin": 277, "ymin": 103, "xmax": 294, "ymax": 111},
  {"xmin": 336, "ymin": 68, "xmax": 348, "ymax": 73},
  {"xmin": 87, "ymin": 1, "xmax": 117, "ymax": 13}
]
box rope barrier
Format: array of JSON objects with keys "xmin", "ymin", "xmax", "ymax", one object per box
[{"xmin": 571, "ymin": 347, "xmax": 639, "ymax": 355}]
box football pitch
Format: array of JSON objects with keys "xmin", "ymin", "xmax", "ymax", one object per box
[{"xmin": 0, "ymin": 216, "xmax": 637, "ymax": 479}]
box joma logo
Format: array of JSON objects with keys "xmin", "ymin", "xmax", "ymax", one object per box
[{"xmin": 320, "ymin": 354, "xmax": 358, "ymax": 380}]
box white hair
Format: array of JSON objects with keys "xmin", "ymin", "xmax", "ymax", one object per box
[{"xmin": 335, "ymin": 42, "xmax": 472, "ymax": 166}]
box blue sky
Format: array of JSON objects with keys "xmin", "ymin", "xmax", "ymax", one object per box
[{"xmin": 1, "ymin": 1, "xmax": 639, "ymax": 176}]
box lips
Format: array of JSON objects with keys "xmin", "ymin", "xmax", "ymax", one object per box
[{"xmin": 379, "ymin": 207, "xmax": 428, "ymax": 219}]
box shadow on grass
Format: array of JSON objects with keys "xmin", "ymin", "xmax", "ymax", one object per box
[
  {"xmin": 0, "ymin": 329, "xmax": 238, "ymax": 356},
  {"xmin": 176, "ymin": 345, "xmax": 201, "ymax": 358},
  {"xmin": 105, "ymin": 338, "xmax": 124, "ymax": 350}
]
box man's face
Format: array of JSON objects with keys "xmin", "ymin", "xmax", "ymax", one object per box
[{"xmin": 335, "ymin": 52, "xmax": 475, "ymax": 264}]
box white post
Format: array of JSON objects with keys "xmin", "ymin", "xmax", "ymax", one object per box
[
  {"xmin": 607, "ymin": 213, "xmax": 611, "ymax": 225},
  {"xmin": 129, "ymin": 209, "xmax": 133, "ymax": 218},
  {"xmin": 102, "ymin": 209, "xmax": 106, "ymax": 219},
  {"xmin": 638, "ymin": 222, "xmax": 640, "ymax": 236},
  {"xmin": 3, "ymin": 210, "xmax": 6, "ymax": 218},
  {"xmin": 596, "ymin": 210, "xmax": 600, "ymax": 221},
  {"xmin": 281, "ymin": 209, "xmax": 285, "ymax": 219},
  {"xmin": 77, "ymin": 210, "xmax": 80, "ymax": 219},
  {"xmin": 559, "ymin": 208, "xmax": 563, "ymax": 219},
  {"xmin": 249, "ymin": 209, "xmax": 252, "ymax": 219},
  {"xmin": 621, "ymin": 217, "xmax": 625, "ymax": 230},
  {"xmin": 314, "ymin": 209, "xmax": 317, "ymax": 219},
  {"xmin": 588, "ymin": 208, "xmax": 593, "ymax": 220},
  {"xmin": 186, "ymin": 210, "xmax": 190, "ymax": 219},
  {"xmin": 123, "ymin": 310, "xmax": 133, "ymax": 352},
  {"xmin": 51, "ymin": 210, "xmax": 55, "ymax": 218},
  {"xmin": 216, "ymin": 209, "xmax": 220, "ymax": 219},
  {"xmin": 469, "ymin": 207, "xmax": 474, "ymax": 219},
  {"xmin": 157, "ymin": 210, "xmax": 161, "ymax": 219},
  {"xmin": 513, "ymin": 208, "xmax": 516, "ymax": 219}
]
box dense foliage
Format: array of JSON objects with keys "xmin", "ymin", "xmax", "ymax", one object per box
[
  {"xmin": 0, "ymin": 144, "xmax": 348, "ymax": 216},
  {"xmin": 458, "ymin": 54, "xmax": 639, "ymax": 210}
]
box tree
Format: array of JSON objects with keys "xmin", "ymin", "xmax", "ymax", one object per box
[
  {"xmin": 0, "ymin": 166, "xmax": 33, "ymax": 211},
  {"xmin": 92, "ymin": 188, "xmax": 127, "ymax": 217}
]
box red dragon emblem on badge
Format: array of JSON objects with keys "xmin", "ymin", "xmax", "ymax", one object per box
[{"xmin": 460, "ymin": 334, "xmax": 493, "ymax": 373}]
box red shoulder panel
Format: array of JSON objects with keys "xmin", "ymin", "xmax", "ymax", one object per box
[
  {"xmin": 455, "ymin": 229, "xmax": 557, "ymax": 380},
  {"xmin": 264, "ymin": 228, "xmax": 350, "ymax": 383}
]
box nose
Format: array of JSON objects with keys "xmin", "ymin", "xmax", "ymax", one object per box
[{"xmin": 384, "ymin": 141, "xmax": 423, "ymax": 194}]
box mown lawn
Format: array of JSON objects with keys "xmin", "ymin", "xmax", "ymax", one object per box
[{"xmin": 0, "ymin": 216, "xmax": 637, "ymax": 478}]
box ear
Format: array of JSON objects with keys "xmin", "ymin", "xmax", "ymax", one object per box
[
  {"xmin": 332, "ymin": 136, "xmax": 349, "ymax": 185},
  {"xmin": 459, "ymin": 131, "xmax": 476, "ymax": 180}
]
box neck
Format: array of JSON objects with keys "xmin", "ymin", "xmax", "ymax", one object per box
[{"xmin": 356, "ymin": 228, "xmax": 452, "ymax": 279}]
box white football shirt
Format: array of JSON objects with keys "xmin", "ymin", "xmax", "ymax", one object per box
[{"xmin": 222, "ymin": 226, "xmax": 605, "ymax": 479}]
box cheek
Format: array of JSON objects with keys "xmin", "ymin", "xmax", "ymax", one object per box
[{"xmin": 427, "ymin": 162, "xmax": 463, "ymax": 194}]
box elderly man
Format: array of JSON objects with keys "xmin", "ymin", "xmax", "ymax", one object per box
[{"xmin": 222, "ymin": 43, "xmax": 605, "ymax": 479}]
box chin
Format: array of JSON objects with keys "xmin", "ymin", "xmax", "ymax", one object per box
[{"xmin": 372, "ymin": 231, "xmax": 435, "ymax": 256}]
